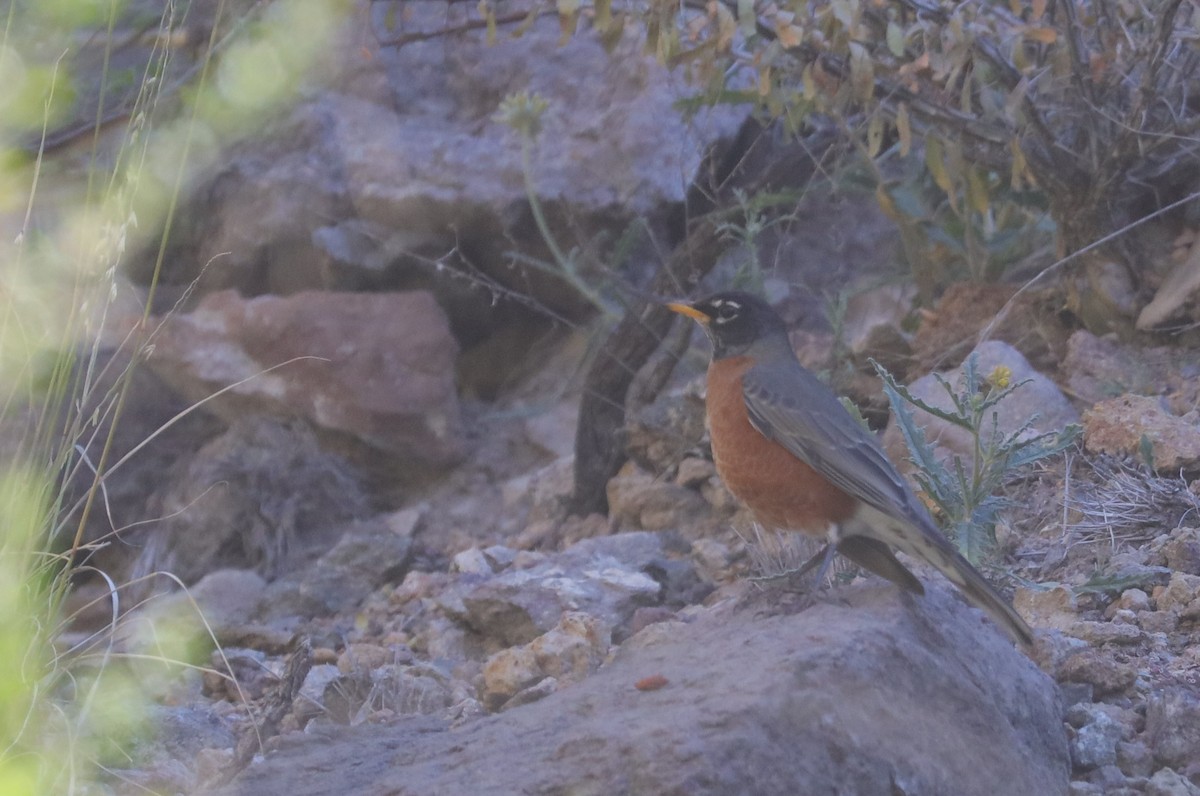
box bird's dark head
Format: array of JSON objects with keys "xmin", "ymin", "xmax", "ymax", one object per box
[{"xmin": 666, "ymin": 291, "xmax": 789, "ymax": 359}]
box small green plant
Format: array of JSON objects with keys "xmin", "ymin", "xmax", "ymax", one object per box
[
  {"xmin": 495, "ymin": 91, "xmax": 623, "ymax": 318},
  {"xmin": 714, "ymin": 188, "xmax": 802, "ymax": 294},
  {"xmin": 874, "ymin": 354, "xmax": 1079, "ymax": 563}
]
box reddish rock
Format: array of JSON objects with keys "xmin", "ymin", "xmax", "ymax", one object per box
[
  {"xmin": 481, "ymin": 645, "xmax": 542, "ymax": 711},
  {"xmin": 606, "ymin": 462, "xmax": 712, "ymax": 532},
  {"xmin": 147, "ymin": 289, "xmax": 464, "ymax": 477},
  {"xmin": 1063, "ymin": 330, "xmax": 1200, "ymax": 415},
  {"xmin": 1082, "ymin": 394, "xmax": 1200, "ymax": 472},
  {"xmin": 1059, "ymin": 649, "xmax": 1138, "ymax": 696},
  {"xmin": 1015, "ymin": 585, "xmax": 1079, "ymax": 632},
  {"xmin": 1159, "ymin": 528, "xmax": 1200, "ymax": 575},
  {"xmin": 634, "ymin": 674, "xmax": 669, "ymax": 691},
  {"xmin": 529, "ymin": 612, "xmax": 610, "ymax": 685}
]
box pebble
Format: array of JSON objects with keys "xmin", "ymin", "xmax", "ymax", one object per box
[
  {"xmin": 499, "ymin": 676, "xmax": 558, "ymax": 711},
  {"xmin": 1067, "ymin": 620, "xmax": 1143, "ymax": 645},
  {"xmin": 1145, "ymin": 686, "xmax": 1200, "ymax": 769},
  {"xmin": 452, "ymin": 547, "xmax": 495, "ymax": 575},
  {"xmin": 1060, "ymin": 649, "xmax": 1138, "ymax": 696},
  {"xmin": 1145, "ymin": 767, "xmax": 1200, "ymax": 796},
  {"xmin": 1068, "ymin": 704, "xmax": 1123, "ymax": 770}
]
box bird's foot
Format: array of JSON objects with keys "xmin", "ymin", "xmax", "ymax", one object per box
[
  {"xmin": 739, "ymin": 571, "xmax": 852, "ymax": 617},
  {"xmin": 746, "ymin": 565, "xmax": 818, "ymax": 592}
]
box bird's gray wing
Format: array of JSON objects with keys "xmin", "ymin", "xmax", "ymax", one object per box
[
  {"xmin": 744, "ymin": 360, "xmax": 1036, "ymax": 647},
  {"xmin": 741, "ymin": 363, "xmax": 935, "ymax": 532}
]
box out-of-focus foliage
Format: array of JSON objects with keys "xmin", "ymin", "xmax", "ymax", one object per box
[
  {"xmin": 0, "ymin": 1, "xmax": 350, "ymax": 793},
  {"xmin": 457, "ymin": 0, "xmax": 1198, "ymax": 290},
  {"xmin": 652, "ymin": 0, "xmax": 1197, "ymax": 249}
]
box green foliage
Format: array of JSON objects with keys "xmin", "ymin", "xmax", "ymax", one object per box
[
  {"xmin": 1138, "ymin": 433, "xmax": 1156, "ymax": 472},
  {"xmin": 1073, "ymin": 570, "xmax": 1163, "ymax": 597},
  {"xmin": 874, "ymin": 354, "xmax": 1079, "ymax": 563},
  {"xmin": 877, "ymin": 150, "xmax": 1057, "ymax": 298}
]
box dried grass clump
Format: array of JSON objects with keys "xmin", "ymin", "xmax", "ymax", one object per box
[
  {"xmin": 737, "ymin": 523, "xmax": 855, "ymax": 588},
  {"xmin": 1064, "ymin": 454, "xmax": 1198, "ymax": 550}
]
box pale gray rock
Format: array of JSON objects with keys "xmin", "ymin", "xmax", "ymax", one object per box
[
  {"xmin": 1082, "ymin": 764, "xmax": 1133, "ymax": 792},
  {"xmin": 883, "ymin": 340, "xmax": 1078, "ymax": 470},
  {"xmin": 1146, "ymin": 767, "xmax": 1200, "ymax": 796},
  {"xmin": 451, "ymin": 547, "xmax": 494, "ymax": 576},
  {"xmin": 256, "ymin": 513, "xmax": 415, "ymax": 621},
  {"xmin": 1067, "ymin": 703, "xmax": 1124, "ymax": 770},
  {"xmin": 110, "ymin": 704, "xmax": 236, "ymax": 794},
  {"xmin": 1146, "ymin": 686, "xmax": 1200, "ymax": 770},
  {"xmin": 144, "ymin": 12, "xmax": 743, "ymax": 317},
  {"xmin": 176, "ymin": 569, "xmax": 267, "ymax": 629},
  {"xmin": 1116, "ymin": 739, "xmax": 1155, "ymax": 778},
  {"xmin": 457, "ymin": 531, "xmax": 701, "ymax": 646}
]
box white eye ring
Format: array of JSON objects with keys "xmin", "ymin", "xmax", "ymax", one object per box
[{"xmin": 712, "ymin": 300, "xmax": 740, "ymax": 323}]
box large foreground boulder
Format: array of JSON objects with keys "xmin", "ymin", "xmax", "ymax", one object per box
[{"xmin": 206, "ymin": 581, "xmax": 1068, "ymax": 796}]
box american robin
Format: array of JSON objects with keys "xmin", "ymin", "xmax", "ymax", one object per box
[{"xmin": 667, "ymin": 290, "xmax": 1033, "ymax": 646}]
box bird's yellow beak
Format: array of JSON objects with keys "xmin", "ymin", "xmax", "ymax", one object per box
[{"xmin": 665, "ymin": 302, "xmax": 709, "ymax": 324}]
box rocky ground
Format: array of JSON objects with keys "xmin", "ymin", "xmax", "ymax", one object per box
[
  {"xmin": 65, "ymin": 297, "xmax": 1200, "ymax": 796},
  {"xmin": 31, "ymin": 2, "xmax": 1200, "ymax": 795}
]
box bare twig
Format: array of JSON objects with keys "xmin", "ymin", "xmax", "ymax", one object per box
[
  {"xmin": 374, "ymin": 8, "xmax": 556, "ymax": 47},
  {"xmin": 214, "ymin": 637, "xmax": 313, "ymax": 787}
]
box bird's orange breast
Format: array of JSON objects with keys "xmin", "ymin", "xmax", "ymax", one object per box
[{"xmin": 706, "ymin": 356, "xmax": 858, "ymax": 534}]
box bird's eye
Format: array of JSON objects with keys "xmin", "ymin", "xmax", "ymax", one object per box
[{"xmin": 713, "ymin": 301, "xmax": 740, "ymax": 323}]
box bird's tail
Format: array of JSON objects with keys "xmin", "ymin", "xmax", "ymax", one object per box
[
  {"xmin": 855, "ymin": 507, "xmax": 1034, "ymax": 647},
  {"xmin": 934, "ymin": 542, "xmax": 1034, "ymax": 647},
  {"xmin": 906, "ymin": 530, "xmax": 1033, "ymax": 647}
]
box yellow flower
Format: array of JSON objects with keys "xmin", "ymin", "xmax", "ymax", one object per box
[
  {"xmin": 987, "ymin": 365, "xmax": 1012, "ymax": 389},
  {"xmin": 496, "ymin": 91, "xmax": 549, "ymax": 140}
]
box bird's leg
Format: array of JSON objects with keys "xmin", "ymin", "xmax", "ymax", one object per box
[
  {"xmin": 808, "ymin": 539, "xmax": 838, "ymax": 586},
  {"xmin": 747, "ymin": 535, "xmax": 829, "ymax": 590},
  {"xmin": 746, "ymin": 537, "xmax": 845, "ymax": 614},
  {"xmin": 778, "ymin": 524, "xmax": 856, "ymax": 608},
  {"xmin": 802, "ymin": 537, "xmax": 855, "ymax": 608}
]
